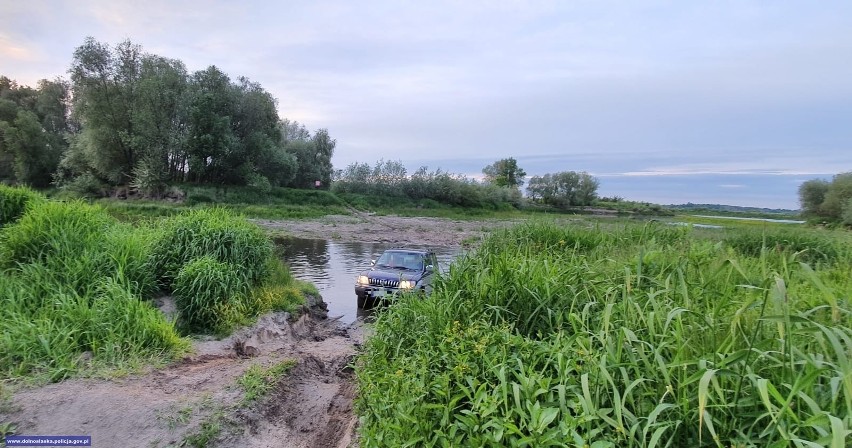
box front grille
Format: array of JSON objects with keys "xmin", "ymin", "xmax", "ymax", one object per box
[{"xmin": 369, "ymin": 278, "xmax": 399, "ymax": 288}]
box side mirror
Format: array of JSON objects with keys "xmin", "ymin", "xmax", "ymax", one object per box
[
  {"xmin": 425, "ymin": 264, "xmax": 434, "ymax": 271},
  {"xmin": 371, "ymin": 259, "xmax": 376, "ymax": 266}
]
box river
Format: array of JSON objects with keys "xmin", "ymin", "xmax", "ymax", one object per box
[{"xmin": 279, "ymin": 238, "xmax": 461, "ymax": 324}]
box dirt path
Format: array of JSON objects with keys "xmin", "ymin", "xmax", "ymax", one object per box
[{"xmin": 1, "ymin": 310, "xmax": 363, "ymax": 448}]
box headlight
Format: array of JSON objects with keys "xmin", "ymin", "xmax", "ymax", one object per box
[
  {"xmin": 399, "ymin": 280, "xmax": 416, "ymax": 290},
  {"xmin": 356, "ymin": 275, "xmax": 369, "ymax": 286}
]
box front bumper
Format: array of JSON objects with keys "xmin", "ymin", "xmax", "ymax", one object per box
[{"xmin": 355, "ymin": 285, "xmax": 402, "ymax": 299}]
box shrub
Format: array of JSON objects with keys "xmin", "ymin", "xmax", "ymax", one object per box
[
  {"xmin": 61, "ymin": 172, "xmax": 108, "ymax": 198},
  {"xmin": 0, "ymin": 184, "xmax": 45, "ymax": 227}
]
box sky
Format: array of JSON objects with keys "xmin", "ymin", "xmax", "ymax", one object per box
[{"xmin": 2, "ymin": 1, "xmax": 851, "ymax": 209}]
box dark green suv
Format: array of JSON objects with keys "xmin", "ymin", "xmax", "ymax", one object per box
[{"xmin": 355, "ymin": 248, "xmax": 438, "ymax": 309}]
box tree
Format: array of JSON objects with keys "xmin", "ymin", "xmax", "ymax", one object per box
[
  {"xmin": 279, "ymin": 118, "xmax": 310, "ymax": 143},
  {"xmin": 185, "ymin": 65, "xmax": 240, "ymax": 185},
  {"xmin": 798, "ymin": 179, "xmax": 829, "ymax": 217},
  {"xmin": 0, "ymin": 110, "xmax": 59, "ymax": 186},
  {"xmin": 821, "ymin": 172, "xmax": 852, "ymax": 219},
  {"xmin": 68, "ymin": 38, "xmax": 143, "ymax": 184},
  {"xmin": 526, "ymin": 171, "xmax": 599, "ymax": 207},
  {"xmin": 0, "ymin": 76, "xmax": 69, "ymax": 186},
  {"xmin": 311, "ymin": 128, "xmax": 336, "ymax": 189},
  {"xmin": 482, "ymin": 157, "xmax": 526, "ymax": 188}
]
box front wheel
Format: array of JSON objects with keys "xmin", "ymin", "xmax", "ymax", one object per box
[{"xmin": 357, "ymin": 294, "xmax": 373, "ymax": 309}]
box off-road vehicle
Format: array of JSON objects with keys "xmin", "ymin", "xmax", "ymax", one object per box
[{"xmin": 355, "ymin": 248, "xmax": 438, "ymax": 309}]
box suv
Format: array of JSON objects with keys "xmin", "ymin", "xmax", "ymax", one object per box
[{"xmin": 355, "ymin": 248, "xmax": 438, "ymax": 309}]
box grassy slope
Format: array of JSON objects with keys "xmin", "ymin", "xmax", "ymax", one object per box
[
  {"xmin": 0, "ymin": 188, "xmax": 311, "ymax": 383},
  {"xmin": 357, "ymin": 218, "xmax": 851, "ymax": 447}
]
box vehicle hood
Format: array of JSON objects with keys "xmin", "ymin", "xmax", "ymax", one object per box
[{"xmin": 364, "ymin": 268, "xmax": 424, "ymax": 282}]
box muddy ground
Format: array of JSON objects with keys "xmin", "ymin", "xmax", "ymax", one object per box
[
  {"xmin": 1, "ymin": 306, "xmax": 360, "ymax": 448},
  {"xmin": 1, "ymin": 214, "xmax": 509, "ymax": 448},
  {"xmin": 252, "ymin": 213, "xmax": 520, "ymax": 247}
]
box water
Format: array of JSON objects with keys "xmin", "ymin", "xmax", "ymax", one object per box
[
  {"xmin": 279, "ymin": 238, "xmax": 461, "ymax": 324},
  {"xmin": 667, "ymin": 222, "xmax": 724, "ymax": 229},
  {"xmin": 691, "ymin": 215, "xmax": 805, "ymax": 224}
]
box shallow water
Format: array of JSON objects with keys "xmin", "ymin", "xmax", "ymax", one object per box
[
  {"xmin": 279, "ymin": 238, "xmax": 461, "ymax": 324},
  {"xmin": 691, "ymin": 214, "xmax": 805, "ymax": 224}
]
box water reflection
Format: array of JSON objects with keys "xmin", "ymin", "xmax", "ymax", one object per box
[{"xmin": 280, "ymin": 238, "xmax": 461, "ymax": 324}]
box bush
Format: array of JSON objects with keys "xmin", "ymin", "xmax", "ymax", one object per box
[
  {"xmin": 173, "ymin": 256, "xmax": 248, "ymax": 333},
  {"xmin": 0, "ymin": 184, "xmax": 45, "ymax": 227},
  {"xmin": 150, "ymin": 207, "xmax": 273, "ymax": 289},
  {"xmin": 61, "ymin": 172, "xmax": 108, "ymax": 198}
]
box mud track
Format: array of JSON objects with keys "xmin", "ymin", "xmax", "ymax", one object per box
[{"xmin": 1, "ymin": 311, "xmax": 362, "ymax": 448}]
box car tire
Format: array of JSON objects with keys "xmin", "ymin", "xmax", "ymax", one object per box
[{"xmin": 357, "ymin": 294, "xmax": 372, "ymax": 309}]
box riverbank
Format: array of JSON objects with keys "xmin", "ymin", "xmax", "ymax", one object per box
[
  {"xmin": 253, "ymin": 214, "xmax": 521, "ymax": 247},
  {"xmin": 0, "ymin": 310, "xmax": 361, "ymax": 448}
]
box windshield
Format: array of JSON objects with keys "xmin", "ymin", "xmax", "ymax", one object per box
[{"xmin": 375, "ymin": 251, "xmax": 424, "ymax": 271}]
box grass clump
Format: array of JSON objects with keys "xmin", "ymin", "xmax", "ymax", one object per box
[
  {"xmin": 357, "ymin": 220, "xmax": 852, "ymax": 447},
  {"xmin": 173, "ymin": 256, "xmax": 248, "ymax": 334},
  {"xmin": 238, "ymin": 360, "xmax": 297, "ymax": 406},
  {"xmin": 0, "ymin": 198, "xmax": 307, "ymax": 382},
  {"xmin": 0, "ymin": 184, "xmax": 46, "ymax": 227},
  {"xmin": 152, "ymin": 207, "xmax": 307, "ymax": 333},
  {"xmin": 151, "ymin": 207, "xmax": 273, "ymax": 289},
  {"xmin": 724, "ymin": 226, "xmax": 848, "ymax": 265},
  {"xmin": 0, "ymin": 200, "xmax": 188, "ymax": 381}
]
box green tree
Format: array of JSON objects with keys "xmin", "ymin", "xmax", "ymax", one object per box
[
  {"xmin": 311, "ymin": 128, "xmax": 336, "ymax": 189},
  {"xmin": 527, "ymin": 171, "xmax": 599, "ymax": 207},
  {"xmin": 821, "ymin": 172, "xmax": 852, "ymax": 220},
  {"xmin": 185, "ymin": 65, "xmax": 239, "ymax": 185},
  {"xmin": 68, "ymin": 38, "xmax": 143, "ymax": 184},
  {"xmin": 0, "ymin": 76, "xmax": 69, "ymax": 186},
  {"xmin": 0, "ymin": 110, "xmax": 59, "ymax": 186},
  {"xmin": 482, "ymin": 157, "xmax": 527, "ymax": 188},
  {"xmin": 131, "ymin": 55, "xmax": 190, "ymax": 194},
  {"xmin": 284, "ymin": 127, "xmax": 336, "ymax": 189},
  {"xmin": 798, "ymin": 179, "xmax": 830, "ymax": 217}
]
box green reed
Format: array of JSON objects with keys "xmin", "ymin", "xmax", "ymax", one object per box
[{"xmin": 357, "ymin": 220, "xmax": 852, "ymax": 447}]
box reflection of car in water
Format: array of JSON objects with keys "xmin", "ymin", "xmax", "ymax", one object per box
[{"xmin": 354, "ymin": 248, "xmax": 438, "ymax": 309}]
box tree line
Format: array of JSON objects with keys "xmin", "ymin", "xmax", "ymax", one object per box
[
  {"xmin": 0, "ymin": 38, "xmax": 335, "ymax": 196},
  {"xmin": 799, "ymin": 172, "xmax": 852, "ymax": 225},
  {"xmin": 481, "ymin": 157, "xmax": 600, "ymax": 207},
  {"xmin": 333, "ymin": 157, "xmax": 601, "ymax": 209}
]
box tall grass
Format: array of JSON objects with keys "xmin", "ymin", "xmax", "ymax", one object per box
[
  {"xmin": 0, "ymin": 185, "xmax": 46, "ymax": 227},
  {"xmin": 0, "ymin": 200, "xmax": 187, "ymax": 380},
  {"xmin": 173, "ymin": 256, "xmax": 249, "ymax": 334},
  {"xmin": 1, "ymin": 197, "xmax": 307, "ymax": 381},
  {"xmin": 150, "ymin": 207, "xmax": 273, "ymax": 288},
  {"xmin": 357, "ymin": 220, "xmax": 852, "ymax": 447}
]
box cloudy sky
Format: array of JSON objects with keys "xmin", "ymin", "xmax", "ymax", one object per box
[{"xmin": 3, "ymin": 1, "xmax": 851, "ymax": 209}]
